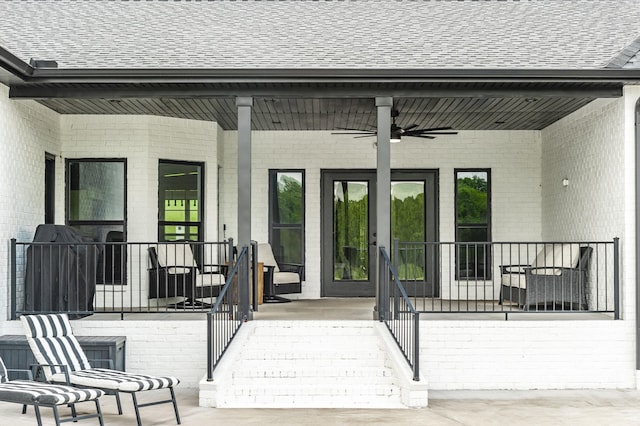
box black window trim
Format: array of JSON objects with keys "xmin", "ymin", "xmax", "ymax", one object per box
[
  {"xmin": 454, "ymin": 168, "xmax": 491, "ymax": 280},
  {"xmin": 268, "ymin": 169, "xmax": 305, "ymax": 277},
  {"xmin": 65, "ymin": 157, "xmax": 128, "ymax": 238}
]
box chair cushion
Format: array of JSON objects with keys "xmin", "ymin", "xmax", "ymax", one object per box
[
  {"xmin": 21, "ymin": 315, "xmax": 92, "ymax": 380},
  {"xmin": 0, "ymin": 380, "xmax": 103, "ymax": 406},
  {"xmin": 22, "ymin": 313, "xmax": 74, "ymax": 338},
  {"xmin": 501, "ymin": 272, "xmax": 527, "ymax": 289},
  {"xmin": 157, "ymin": 244, "xmax": 197, "ymax": 269},
  {"xmin": 273, "ymin": 271, "xmax": 300, "ymax": 285},
  {"xmin": 54, "ymin": 368, "xmax": 179, "ymax": 392},
  {"xmin": 531, "ymin": 244, "xmax": 580, "ymax": 275},
  {"xmin": 195, "ymin": 273, "xmax": 225, "ymax": 287},
  {"xmin": 257, "ymin": 243, "xmax": 280, "ymax": 272}
]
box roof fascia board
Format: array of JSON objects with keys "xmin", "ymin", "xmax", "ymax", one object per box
[
  {"xmin": 9, "ymin": 85, "xmax": 622, "ymax": 99},
  {"xmin": 24, "ymin": 68, "xmax": 640, "ymax": 84}
]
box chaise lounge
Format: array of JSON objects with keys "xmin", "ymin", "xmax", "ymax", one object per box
[
  {"xmin": 0, "ymin": 356, "xmax": 104, "ymax": 426},
  {"xmin": 21, "ymin": 313, "xmax": 181, "ymax": 426}
]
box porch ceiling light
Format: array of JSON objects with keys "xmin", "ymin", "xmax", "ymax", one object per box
[{"xmin": 390, "ymin": 128, "xmax": 402, "ymax": 143}]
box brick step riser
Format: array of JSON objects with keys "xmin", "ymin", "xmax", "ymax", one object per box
[{"xmin": 232, "ymin": 367, "xmax": 394, "ymax": 379}]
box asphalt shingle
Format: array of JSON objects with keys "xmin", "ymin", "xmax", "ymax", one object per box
[{"xmin": 0, "ymin": 0, "xmax": 639, "ymax": 70}]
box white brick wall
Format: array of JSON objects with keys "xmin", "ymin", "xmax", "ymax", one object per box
[
  {"xmin": 220, "ymin": 130, "xmax": 542, "ymax": 299},
  {"xmin": 60, "ymin": 115, "xmax": 220, "ymax": 242},
  {"xmin": 541, "ymin": 98, "xmax": 625, "ymax": 241},
  {"xmin": 59, "ymin": 115, "xmax": 221, "ymax": 304},
  {"xmin": 423, "ymin": 319, "xmax": 635, "ymax": 390},
  {"xmin": 0, "ymin": 84, "xmax": 60, "ymax": 325},
  {"xmin": 541, "ymin": 96, "xmax": 633, "ymax": 316}
]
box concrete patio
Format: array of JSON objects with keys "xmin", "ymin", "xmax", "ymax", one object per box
[{"xmin": 2, "ymin": 387, "xmax": 640, "ymax": 425}]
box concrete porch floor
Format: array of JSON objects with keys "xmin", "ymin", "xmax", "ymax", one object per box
[{"xmin": 3, "ymin": 388, "xmax": 640, "ymax": 425}]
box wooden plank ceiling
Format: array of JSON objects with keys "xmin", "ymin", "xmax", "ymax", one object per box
[{"xmin": 37, "ymin": 96, "xmax": 595, "ymax": 131}]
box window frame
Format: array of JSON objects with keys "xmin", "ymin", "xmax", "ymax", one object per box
[
  {"xmin": 65, "ymin": 158, "xmax": 128, "ymax": 285},
  {"xmin": 268, "ymin": 169, "xmax": 305, "ymax": 276},
  {"xmin": 157, "ymin": 159, "xmax": 205, "ymax": 242},
  {"xmin": 454, "ymin": 168, "xmax": 491, "ymax": 280},
  {"xmin": 65, "ymin": 157, "xmax": 127, "ymax": 236}
]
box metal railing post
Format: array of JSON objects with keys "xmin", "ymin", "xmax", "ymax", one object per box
[
  {"xmin": 238, "ymin": 244, "xmax": 250, "ymax": 320},
  {"xmin": 413, "ymin": 312, "xmax": 420, "ymax": 381},
  {"xmin": 206, "ymin": 313, "xmax": 213, "ymax": 381},
  {"xmin": 378, "ymin": 246, "xmax": 387, "ymax": 321},
  {"xmin": 614, "ymin": 237, "xmax": 620, "ymax": 320},
  {"xmin": 10, "ymin": 238, "xmax": 17, "ymax": 320},
  {"xmin": 251, "ymin": 241, "xmax": 258, "ymax": 313}
]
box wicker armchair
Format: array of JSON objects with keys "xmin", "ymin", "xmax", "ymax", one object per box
[
  {"xmin": 500, "ymin": 244, "xmax": 591, "ymax": 310},
  {"xmin": 524, "ymin": 246, "xmax": 592, "ymax": 310}
]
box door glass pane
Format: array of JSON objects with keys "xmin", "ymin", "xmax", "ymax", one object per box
[
  {"xmin": 392, "ymin": 181, "xmax": 426, "ymax": 280},
  {"xmin": 333, "ymin": 181, "xmax": 369, "ymax": 281}
]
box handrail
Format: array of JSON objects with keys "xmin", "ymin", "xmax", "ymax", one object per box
[
  {"xmin": 10, "ymin": 239, "xmax": 233, "ymax": 317},
  {"xmin": 393, "ymin": 239, "xmax": 619, "ymax": 317},
  {"xmin": 379, "ymin": 246, "xmax": 420, "ymax": 381},
  {"xmin": 206, "ymin": 245, "xmax": 249, "ymax": 381}
]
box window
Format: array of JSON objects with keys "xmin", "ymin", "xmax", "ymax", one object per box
[
  {"xmin": 66, "ymin": 158, "xmax": 126, "ymax": 284},
  {"xmin": 158, "ymin": 160, "xmax": 204, "ymax": 242},
  {"xmin": 269, "ymin": 170, "xmax": 304, "ymax": 274},
  {"xmin": 455, "ymin": 169, "xmax": 490, "ymax": 280}
]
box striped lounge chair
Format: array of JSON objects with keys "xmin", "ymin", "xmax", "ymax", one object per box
[
  {"xmin": 0, "ymin": 356, "xmax": 104, "ymax": 425},
  {"xmin": 21, "ymin": 313, "xmax": 181, "ymax": 426}
]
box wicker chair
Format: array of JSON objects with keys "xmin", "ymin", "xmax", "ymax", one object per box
[
  {"xmin": 524, "ymin": 246, "xmax": 592, "ymax": 310},
  {"xmin": 500, "ymin": 244, "xmax": 591, "ymax": 310}
]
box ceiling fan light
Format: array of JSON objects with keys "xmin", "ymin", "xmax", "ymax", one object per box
[{"xmin": 390, "ymin": 128, "xmax": 402, "ymax": 143}]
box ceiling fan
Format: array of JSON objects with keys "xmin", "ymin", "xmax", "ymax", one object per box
[{"xmin": 332, "ymin": 109, "xmax": 457, "ymax": 143}]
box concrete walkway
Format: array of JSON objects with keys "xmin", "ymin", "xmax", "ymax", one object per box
[{"xmin": 3, "ymin": 388, "xmax": 640, "ymax": 425}]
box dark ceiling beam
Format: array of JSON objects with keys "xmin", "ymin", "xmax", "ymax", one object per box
[
  {"xmin": 9, "ymin": 85, "xmax": 622, "ymax": 100},
  {"xmin": 20, "ymin": 67, "xmax": 640, "ymax": 84}
]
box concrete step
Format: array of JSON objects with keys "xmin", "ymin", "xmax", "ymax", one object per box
[
  {"xmin": 218, "ymin": 382, "xmax": 405, "ymax": 408},
  {"xmin": 232, "ymin": 365, "xmax": 394, "ymax": 379}
]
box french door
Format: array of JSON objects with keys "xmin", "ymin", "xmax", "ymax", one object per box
[{"xmin": 321, "ymin": 170, "xmax": 438, "ymax": 297}]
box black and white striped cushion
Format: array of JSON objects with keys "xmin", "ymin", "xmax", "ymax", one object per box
[
  {"xmin": 21, "ymin": 314, "xmax": 90, "ymax": 379},
  {"xmin": 59, "ymin": 369, "xmax": 180, "ymax": 392},
  {"xmin": 0, "ymin": 358, "xmax": 8, "ymax": 383},
  {"xmin": 0, "ymin": 380, "xmax": 104, "ymax": 406}
]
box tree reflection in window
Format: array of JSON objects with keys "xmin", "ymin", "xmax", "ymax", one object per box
[{"xmin": 455, "ymin": 170, "xmax": 491, "ymax": 280}]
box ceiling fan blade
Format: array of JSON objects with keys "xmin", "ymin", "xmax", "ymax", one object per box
[
  {"xmin": 331, "ymin": 131, "xmax": 377, "ymax": 135},
  {"xmin": 335, "ymin": 127, "xmax": 375, "ymax": 131},
  {"xmin": 353, "ymin": 134, "xmax": 376, "ymax": 138},
  {"xmin": 402, "ymin": 124, "xmax": 419, "ymax": 131},
  {"xmin": 406, "ymin": 126, "xmax": 454, "ymax": 133},
  {"xmin": 411, "ymin": 135, "xmax": 436, "ymax": 139},
  {"xmin": 414, "ymin": 131, "xmax": 458, "ymax": 136}
]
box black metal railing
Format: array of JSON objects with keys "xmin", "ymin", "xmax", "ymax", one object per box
[
  {"xmin": 379, "ymin": 246, "xmax": 420, "ymax": 381},
  {"xmin": 206, "ymin": 245, "xmax": 250, "ymax": 381},
  {"xmin": 10, "ymin": 238, "xmax": 246, "ymax": 319},
  {"xmin": 392, "ymin": 239, "xmax": 620, "ymax": 318}
]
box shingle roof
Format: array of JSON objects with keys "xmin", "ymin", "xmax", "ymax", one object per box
[{"xmin": 1, "ymin": 0, "xmax": 640, "ymax": 70}]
